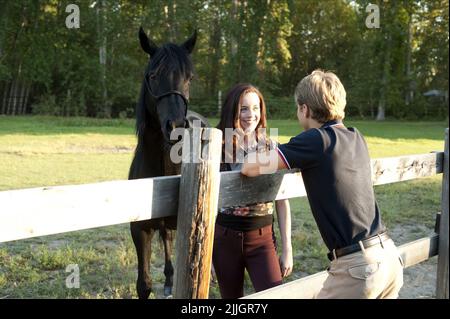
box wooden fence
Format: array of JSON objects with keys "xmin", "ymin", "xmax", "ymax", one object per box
[{"xmin": 0, "ymin": 127, "xmax": 448, "ymax": 299}]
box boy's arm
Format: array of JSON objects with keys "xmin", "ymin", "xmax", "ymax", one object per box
[{"xmin": 241, "ymin": 149, "xmax": 288, "ymax": 177}]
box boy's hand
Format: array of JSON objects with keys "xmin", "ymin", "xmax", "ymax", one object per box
[{"xmin": 241, "ymin": 149, "xmax": 287, "ymax": 176}]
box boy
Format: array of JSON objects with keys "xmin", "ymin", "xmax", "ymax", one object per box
[{"xmin": 241, "ymin": 70, "xmax": 404, "ymax": 298}]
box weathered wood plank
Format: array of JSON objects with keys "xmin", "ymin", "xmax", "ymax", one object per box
[
  {"xmin": 371, "ymin": 152, "xmax": 443, "ymax": 185},
  {"xmin": 0, "ymin": 152, "xmax": 444, "ymax": 243},
  {"xmin": 0, "ymin": 176, "xmax": 179, "ymax": 243},
  {"xmin": 399, "ymin": 233, "xmax": 439, "ymax": 268},
  {"xmin": 243, "ymin": 234, "xmax": 439, "ymax": 299},
  {"xmin": 437, "ymin": 128, "xmax": 449, "ymax": 299},
  {"xmin": 218, "ymin": 169, "xmax": 305, "ymax": 207},
  {"xmin": 220, "ymin": 152, "xmax": 444, "ymax": 207},
  {"xmin": 174, "ymin": 128, "xmax": 222, "ymax": 299}
]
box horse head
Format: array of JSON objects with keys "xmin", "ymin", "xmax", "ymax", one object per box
[{"xmin": 137, "ymin": 27, "xmax": 197, "ymax": 145}]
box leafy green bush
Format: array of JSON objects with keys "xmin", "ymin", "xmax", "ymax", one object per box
[{"xmin": 31, "ymin": 94, "xmax": 60, "ymax": 116}]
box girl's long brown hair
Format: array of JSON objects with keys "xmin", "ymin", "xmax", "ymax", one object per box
[{"xmin": 216, "ymin": 83, "xmax": 268, "ymax": 163}]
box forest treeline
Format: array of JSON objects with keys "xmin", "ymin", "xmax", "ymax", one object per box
[{"xmin": 0, "ymin": 0, "xmax": 448, "ymax": 119}]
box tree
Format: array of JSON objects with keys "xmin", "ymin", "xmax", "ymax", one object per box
[{"xmin": 0, "ymin": 0, "xmax": 447, "ymax": 119}]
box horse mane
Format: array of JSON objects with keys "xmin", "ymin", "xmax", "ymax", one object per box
[
  {"xmin": 149, "ymin": 43, "xmax": 193, "ymax": 77},
  {"xmin": 135, "ymin": 43, "xmax": 193, "ymax": 137}
]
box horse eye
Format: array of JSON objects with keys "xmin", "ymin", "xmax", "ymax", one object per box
[{"xmin": 148, "ymin": 73, "xmax": 156, "ymax": 80}]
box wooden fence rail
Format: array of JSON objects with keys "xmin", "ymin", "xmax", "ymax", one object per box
[{"xmin": 0, "ymin": 152, "xmax": 443, "ymax": 243}]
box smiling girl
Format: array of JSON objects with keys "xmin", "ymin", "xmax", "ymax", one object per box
[{"xmin": 213, "ymin": 83, "xmax": 293, "ymax": 299}]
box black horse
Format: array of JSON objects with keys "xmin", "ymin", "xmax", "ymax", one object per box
[{"xmin": 129, "ymin": 27, "xmax": 206, "ymax": 299}]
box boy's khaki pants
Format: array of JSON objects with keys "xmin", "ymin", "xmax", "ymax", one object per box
[{"xmin": 316, "ymin": 238, "xmax": 404, "ymax": 299}]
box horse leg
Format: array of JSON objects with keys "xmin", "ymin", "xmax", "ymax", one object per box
[
  {"xmin": 160, "ymin": 226, "xmax": 175, "ymax": 297},
  {"xmin": 130, "ymin": 221, "xmax": 155, "ymax": 299}
]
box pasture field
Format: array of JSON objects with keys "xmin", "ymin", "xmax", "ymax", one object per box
[{"xmin": 0, "ymin": 116, "xmax": 447, "ymax": 298}]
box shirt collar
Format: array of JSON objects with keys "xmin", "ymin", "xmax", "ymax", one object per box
[{"xmin": 321, "ymin": 120, "xmax": 342, "ymax": 128}]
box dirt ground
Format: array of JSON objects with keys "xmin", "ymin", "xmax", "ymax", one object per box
[{"xmin": 389, "ymin": 224, "xmax": 438, "ymax": 299}]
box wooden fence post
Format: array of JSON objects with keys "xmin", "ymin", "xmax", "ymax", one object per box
[
  {"xmin": 437, "ymin": 128, "xmax": 449, "ymax": 299},
  {"xmin": 174, "ymin": 127, "xmax": 222, "ymax": 299}
]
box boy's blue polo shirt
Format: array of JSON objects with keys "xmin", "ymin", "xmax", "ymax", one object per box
[{"xmin": 277, "ymin": 120, "xmax": 385, "ymax": 251}]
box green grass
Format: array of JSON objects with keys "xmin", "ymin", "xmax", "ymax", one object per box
[{"xmin": 0, "ymin": 115, "xmax": 447, "ymax": 298}]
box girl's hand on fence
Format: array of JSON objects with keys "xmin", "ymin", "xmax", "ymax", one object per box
[{"xmin": 280, "ymin": 248, "xmax": 293, "ymax": 278}]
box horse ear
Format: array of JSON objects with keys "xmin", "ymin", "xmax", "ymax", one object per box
[
  {"xmin": 139, "ymin": 27, "xmax": 158, "ymax": 57},
  {"xmin": 182, "ymin": 30, "xmax": 197, "ymax": 54}
]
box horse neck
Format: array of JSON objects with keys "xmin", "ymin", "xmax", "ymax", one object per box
[
  {"xmin": 139, "ymin": 126, "xmax": 181, "ymax": 176},
  {"xmin": 162, "ymin": 149, "xmax": 181, "ymax": 176}
]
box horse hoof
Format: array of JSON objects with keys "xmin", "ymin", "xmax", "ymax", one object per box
[{"xmin": 164, "ymin": 286, "xmax": 173, "ymax": 298}]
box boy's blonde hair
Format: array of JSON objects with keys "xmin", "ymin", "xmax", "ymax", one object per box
[{"xmin": 294, "ymin": 69, "xmax": 346, "ymax": 123}]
